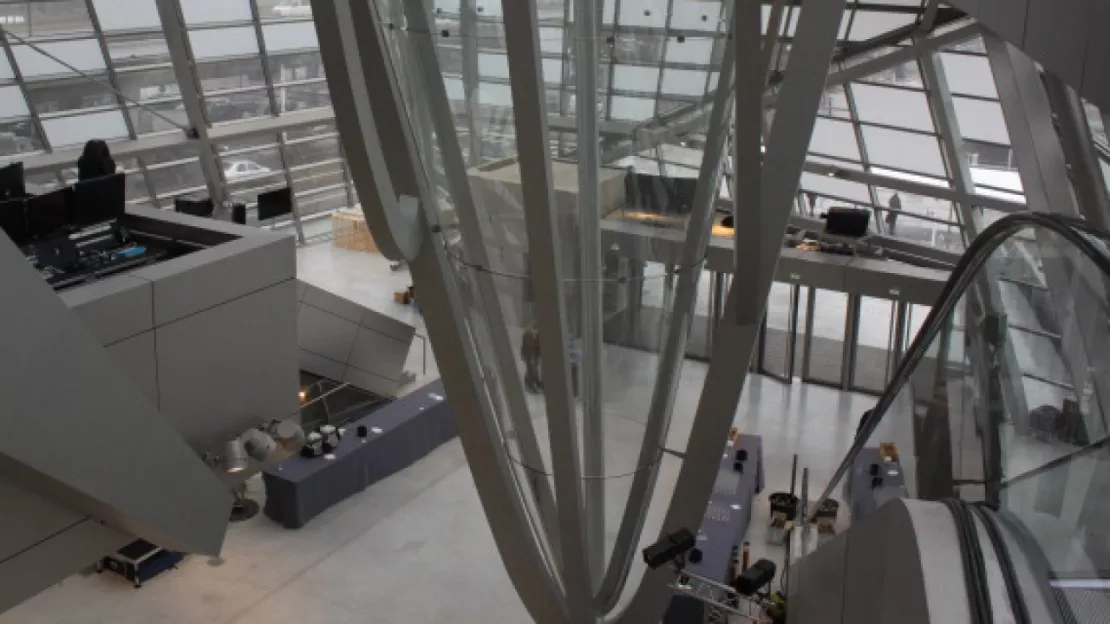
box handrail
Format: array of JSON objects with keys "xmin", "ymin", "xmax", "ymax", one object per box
[{"xmin": 808, "ymin": 212, "xmax": 1110, "ymax": 523}]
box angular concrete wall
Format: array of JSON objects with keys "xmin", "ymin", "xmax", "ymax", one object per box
[
  {"xmin": 0, "ymin": 227, "xmax": 237, "ymax": 612},
  {"xmin": 60, "ymin": 219, "xmax": 300, "ymax": 452},
  {"xmin": 950, "ymin": 0, "xmax": 1110, "ymax": 112},
  {"xmin": 296, "ymin": 280, "xmax": 416, "ymax": 397}
]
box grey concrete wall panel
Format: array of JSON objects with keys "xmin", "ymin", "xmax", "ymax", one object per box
[
  {"xmin": 156, "ymin": 280, "xmax": 299, "ymax": 451},
  {"xmin": 348, "ymin": 326, "xmax": 412, "ymax": 381},
  {"xmin": 360, "ymin": 304, "xmax": 416, "ymax": 343},
  {"xmin": 0, "ymin": 516, "xmax": 129, "ymax": 614},
  {"xmin": 844, "ymin": 258, "xmax": 946, "ymax": 305},
  {"xmin": 134, "ymin": 235, "xmax": 295, "ymax": 326},
  {"xmin": 342, "ymin": 366, "xmax": 400, "ymax": 398},
  {"xmin": 59, "ymin": 275, "xmax": 153, "ymax": 346},
  {"xmin": 298, "ymin": 349, "xmax": 347, "ymax": 383},
  {"xmin": 971, "ymin": 0, "xmax": 1028, "ymax": 50},
  {"xmin": 775, "ymin": 249, "xmax": 850, "ymax": 292},
  {"xmin": 295, "ymin": 280, "xmax": 417, "ymax": 397},
  {"xmin": 301, "ymin": 282, "xmax": 365, "ymax": 324},
  {"xmin": 1023, "ymin": 0, "xmax": 1088, "ymax": 90},
  {"xmin": 1082, "ymin": 0, "xmax": 1110, "ymax": 111},
  {"xmin": 787, "ymin": 533, "xmax": 847, "ymax": 624},
  {"xmin": 105, "ymin": 332, "xmax": 159, "ymax": 407},
  {"xmin": 953, "ymin": 0, "xmax": 1110, "ymax": 111},
  {"xmin": 298, "ymin": 302, "xmax": 359, "ymax": 363},
  {"xmin": 0, "ymin": 233, "xmax": 232, "ymax": 556},
  {"xmin": 0, "ymin": 477, "xmax": 84, "ymax": 563}
]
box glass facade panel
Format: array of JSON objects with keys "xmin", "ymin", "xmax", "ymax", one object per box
[
  {"xmin": 12, "ymin": 40, "xmax": 106, "ymax": 79},
  {"xmin": 197, "ymin": 58, "xmax": 267, "ymax": 92},
  {"xmin": 188, "ymin": 26, "xmax": 260, "ymax": 60},
  {"xmin": 952, "ymin": 97, "xmax": 1010, "ymax": 145},
  {"xmin": 939, "ymin": 52, "xmax": 998, "ymax": 99},
  {"xmin": 92, "ymin": 0, "xmax": 161, "ymax": 32},
  {"xmin": 262, "ymin": 21, "xmax": 319, "ymax": 53},
  {"xmin": 860, "ymin": 125, "xmax": 946, "ymax": 176},
  {"xmin": 206, "ymin": 89, "xmax": 272, "ymax": 122},
  {"xmin": 809, "ymin": 117, "xmax": 861, "ymax": 161},
  {"xmin": 1, "ymin": 2, "xmax": 93, "ymax": 38},
  {"xmin": 0, "ymin": 86, "xmax": 29, "ymax": 120},
  {"xmin": 181, "ymin": 0, "xmax": 253, "ymax": 25},
  {"xmin": 851, "ymin": 83, "xmax": 934, "ymax": 132},
  {"xmin": 106, "ymin": 34, "xmax": 171, "ymax": 69},
  {"xmin": 41, "ymin": 110, "xmax": 129, "ymax": 147}
]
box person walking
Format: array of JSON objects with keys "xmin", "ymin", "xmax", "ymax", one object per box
[
  {"xmin": 885, "ymin": 193, "xmax": 901, "ymax": 235},
  {"xmin": 521, "ymin": 326, "xmax": 542, "ymax": 394}
]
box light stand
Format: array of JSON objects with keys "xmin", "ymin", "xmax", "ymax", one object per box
[{"xmin": 229, "ymin": 482, "xmax": 259, "ymax": 523}]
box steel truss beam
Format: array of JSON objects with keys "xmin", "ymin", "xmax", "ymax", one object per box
[
  {"xmin": 986, "ymin": 32, "xmax": 1110, "ymax": 451},
  {"xmin": 154, "ymin": 0, "xmax": 225, "ymax": 208},
  {"xmin": 311, "ymin": 1, "xmax": 567, "ymax": 623},
  {"xmin": 399, "ymin": 0, "xmax": 562, "ymax": 575},
  {"xmin": 615, "ymin": 0, "xmax": 848, "ymax": 620},
  {"xmin": 596, "ymin": 10, "xmax": 737, "ymax": 614},
  {"xmin": 801, "ymin": 160, "xmax": 1027, "ymax": 213},
  {"xmin": 502, "ymin": 0, "xmax": 595, "ymax": 620}
]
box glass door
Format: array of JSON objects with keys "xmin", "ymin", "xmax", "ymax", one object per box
[
  {"xmin": 802, "ymin": 288, "xmax": 850, "ymax": 388},
  {"xmin": 759, "ymin": 282, "xmax": 802, "ymax": 382},
  {"xmin": 851, "ymin": 295, "xmax": 899, "ymax": 394}
]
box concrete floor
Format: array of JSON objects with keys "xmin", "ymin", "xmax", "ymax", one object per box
[{"xmin": 0, "ymin": 238, "xmax": 888, "ymax": 624}]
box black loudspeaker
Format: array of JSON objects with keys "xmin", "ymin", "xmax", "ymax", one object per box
[
  {"xmin": 357, "ymin": 425, "xmax": 368, "ymax": 438},
  {"xmin": 735, "ymin": 449, "xmax": 748, "ymax": 462},
  {"xmin": 982, "ymin": 313, "xmax": 1008, "ymax": 347},
  {"xmin": 688, "ymin": 548, "xmax": 703, "ymax": 564},
  {"xmin": 825, "ymin": 206, "xmax": 870, "ymax": 238},
  {"xmin": 642, "ymin": 528, "xmax": 696, "ymax": 569},
  {"xmin": 232, "ymin": 202, "xmax": 247, "ymax": 225},
  {"xmin": 733, "ymin": 461, "xmax": 745, "ymax": 474},
  {"xmin": 731, "ymin": 559, "xmax": 776, "ymax": 596}
]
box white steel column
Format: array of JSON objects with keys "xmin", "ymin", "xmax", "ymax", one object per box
[
  {"xmin": 311, "ymin": 1, "xmax": 564, "ymax": 621},
  {"xmin": 153, "ymin": 0, "xmax": 225, "ymax": 208},
  {"xmin": 616, "ymin": 0, "xmax": 847, "ymax": 620},
  {"xmin": 502, "ymin": 0, "xmax": 595, "ymax": 620},
  {"xmin": 574, "ymin": 0, "xmax": 605, "ymax": 584},
  {"xmin": 596, "ymin": 17, "xmax": 737, "ymax": 612},
  {"xmin": 399, "ymin": 0, "xmax": 561, "ymax": 560}
]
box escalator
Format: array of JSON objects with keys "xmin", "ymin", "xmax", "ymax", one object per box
[{"xmin": 789, "ymin": 212, "xmax": 1110, "ymax": 624}]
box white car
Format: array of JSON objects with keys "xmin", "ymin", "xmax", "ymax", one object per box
[
  {"xmin": 272, "ymin": 1, "xmax": 312, "ymax": 17},
  {"xmin": 224, "ymin": 159, "xmax": 272, "ymax": 182}
]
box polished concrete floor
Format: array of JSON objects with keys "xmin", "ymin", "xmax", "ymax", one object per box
[{"xmin": 0, "ymin": 238, "xmax": 887, "ymax": 624}]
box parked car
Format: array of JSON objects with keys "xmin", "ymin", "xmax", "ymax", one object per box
[
  {"xmin": 224, "ymin": 159, "xmax": 273, "ymax": 182},
  {"xmin": 272, "ymin": 1, "xmax": 311, "ymax": 17}
]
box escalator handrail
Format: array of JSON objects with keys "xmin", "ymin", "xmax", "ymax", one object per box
[{"xmin": 808, "ymin": 212, "xmax": 1110, "ymax": 524}]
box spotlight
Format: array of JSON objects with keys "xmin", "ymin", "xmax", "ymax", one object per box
[
  {"xmin": 642, "ymin": 528, "xmax": 696, "ymax": 569},
  {"xmin": 223, "ymin": 439, "xmax": 248, "ymax": 474},
  {"xmin": 242, "ymin": 429, "xmax": 277, "ymax": 462},
  {"xmin": 267, "ymin": 419, "xmax": 306, "ymax": 451},
  {"xmin": 298, "ymin": 389, "xmax": 307, "ymax": 401}
]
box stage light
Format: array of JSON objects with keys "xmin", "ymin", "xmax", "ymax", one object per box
[
  {"xmin": 223, "ymin": 439, "xmax": 248, "ymax": 474},
  {"xmin": 242, "ymin": 429, "xmax": 278, "ymax": 462},
  {"xmin": 267, "ymin": 419, "xmax": 306, "ymax": 451}
]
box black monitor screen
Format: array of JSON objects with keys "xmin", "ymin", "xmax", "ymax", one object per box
[
  {"xmin": 257, "ymin": 187, "xmax": 293, "ymax": 220},
  {"xmin": 174, "ymin": 197, "xmax": 214, "ymax": 218},
  {"xmin": 26, "ymin": 188, "xmax": 71, "ymax": 241},
  {"xmin": 0, "ymin": 198, "xmax": 28, "ymax": 246},
  {"xmin": 72, "ymin": 173, "xmax": 125, "ymax": 227},
  {"xmin": 0, "ymin": 162, "xmax": 25, "ymax": 201}
]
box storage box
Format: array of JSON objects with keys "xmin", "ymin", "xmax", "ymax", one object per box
[{"xmin": 331, "ymin": 210, "xmax": 379, "ymax": 252}]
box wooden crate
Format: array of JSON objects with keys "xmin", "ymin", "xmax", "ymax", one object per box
[{"xmin": 331, "ymin": 210, "xmax": 378, "ymax": 252}]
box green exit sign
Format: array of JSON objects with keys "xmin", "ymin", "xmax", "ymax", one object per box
[{"xmin": 788, "ymin": 272, "xmax": 801, "ymax": 281}]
